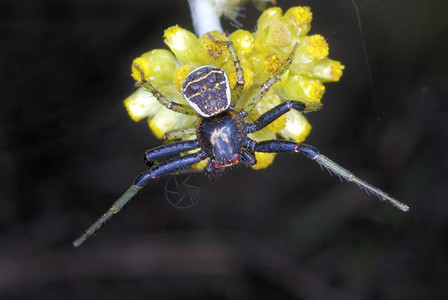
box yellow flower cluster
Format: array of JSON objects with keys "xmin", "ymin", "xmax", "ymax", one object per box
[{"xmin": 124, "ymin": 6, "xmax": 344, "ymax": 170}]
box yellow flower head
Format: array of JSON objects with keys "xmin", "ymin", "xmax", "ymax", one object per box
[{"xmin": 124, "ymin": 5, "xmax": 344, "ymax": 170}]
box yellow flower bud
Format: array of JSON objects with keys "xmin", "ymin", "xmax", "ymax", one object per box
[
  {"xmin": 196, "ymin": 30, "xmax": 229, "ymax": 66},
  {"xmin": 257, "ymin": 7, "xmax": 283, "ymax": 30},
  {"xmin": 131, "ymin": 49, "xmax": 177, "ymax": 85},
  {"xmin": 292, "ymin": 35, "xmax": 329, "ymax": 67},
  {"xmin": 269, "ymin": 18, "xmax": 292, "ymax": 47},
  {"xmin": 254, "ymin": 7, "xmax": 283, "ymax": 52},
  {"xmin": 278, "ymin": 75, "xmax": 325, "ymax": 103},
  {"xmin": 149, "ymin": 108, "xmax": 197, "ymax": 139},
  {"xmin": 228, "ymin": 29, "xmax": 254, "ymax": 57},
  {"xmin": 309, "ymin": 58, "xmax": 345, "ymax": 82},
  {"xmin": 279, "ymin": 110, "xmax": 312, "ymax": 142},
  {"xmin": 305, "ymin": 35, "xmax": 329, "ymax": 60},
  {"xmin": 249, "ymin": 52, "xmax": 283, "ymax": 84},
  {"xmin": 164, "ymin": 25, "xmax": 199, "ymax": 64},
  {"xmin": 284, "ymin": 6, "xmax": 312, "ymax": 36},
  {"xmin": 124, "ymin": 87, "xmax": 163, "ymax": 122}
]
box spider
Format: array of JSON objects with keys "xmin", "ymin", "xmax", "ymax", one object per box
[{"xmin": 73, "ymin": 37, "xmax": 409, "ymax": 247}]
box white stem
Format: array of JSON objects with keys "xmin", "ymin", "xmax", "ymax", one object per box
[{"xmin": 188, "ymin": 0, "xmax": 223, "ymax": 36}]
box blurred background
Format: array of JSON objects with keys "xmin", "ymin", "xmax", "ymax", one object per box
[{"xmin": 1, "ymin": 0, "xmax": 447, "ymax": 299}]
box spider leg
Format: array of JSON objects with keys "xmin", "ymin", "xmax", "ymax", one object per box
[
  {"xmin": 145, "ymin": 140, "xmax": 200, "ymax": 166},
  {"xmin": 206, "ymin": 33, "xmax": 245, "ymax": 95},
  {"xmin": 241, "ymin": 149, "xmax": 256, "ymax": 166},
  {"xmin": 243, "ymin": 43, "xmax": 299, "ymax": 114},
  {"xmin": 247, "ymin": 100, "xmax": 322, "ymax": 133},
  {"xmin": 163, "ymin": 128, "xmax": 197, "ymax": 143},
  {"xmin": 73, "ymin": 151, "xmax": 207, "ymax": 247},
  {"xmin": 251, "ymin": 140, "xmax": 410, "ymax": 212},
  {"xmin": 133, "ymin": 64, "xmax": 197, "ymax": 116}
]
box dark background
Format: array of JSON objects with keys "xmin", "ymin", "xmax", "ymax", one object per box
[{"xmin": 1, "ymin": 0, "xmax": 447, "ymax": 299}]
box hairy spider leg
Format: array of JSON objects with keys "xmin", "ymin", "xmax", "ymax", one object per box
[
  {"xmin": 206, "ymin": 33, "xmax": 245, "ymax": 95},
  {"xmin": 134, "ymin": 64, "xmax": 197, "ymax": 116},
  {"xmin": 243, "ymin": 43, "xmax": 299, "ymax": 114},
  {"xmin": 145, "ymin": 140, "xmax": 200, "ymax": 166},
  {"xmin": 163, "ymin": 128, "xmax": 197, "ymax": 143},
  {"xmin": 245, "ymin": 99, "xmax": 408, "ymax": 211},
  {"xmin": 73, "ymin": 151, "xmax": 207, "ymax": 247},
  {"xmin": 241, "ymin": 149, "xmax": 256, "ymax": 166},
  {"xmin": 252, "ymin": 140, "xmax": 409, "ymax": 212},
  {"xmin": 247, "ymin": 100, "xmax": 308, "ymax": 133}
]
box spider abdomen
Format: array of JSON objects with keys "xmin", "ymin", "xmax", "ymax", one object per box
[
  {"xmin": 181, "ymin": 66, "xmax": 231, "ymax": 117},
  {"xmin": 197, "ymin": 111, "xmax": 247, "ymax": 169}
]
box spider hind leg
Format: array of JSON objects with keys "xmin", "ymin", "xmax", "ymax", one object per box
[
  {"xmin": 252, "ymin": 140, "xmax": 409, "ymax": 212},
  {"xmin": 73, "ymin": 151, "xmax": 207, "ymax": 247}
]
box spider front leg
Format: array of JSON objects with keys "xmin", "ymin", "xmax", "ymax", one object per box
[
  {"xmin": 73, "ymin": 151, "xmax": 207, "ymax": 247},
  {"xmin": 247, "ymin": 100, "xmax": 322, "ymax": 133},
  {"xmin": 206, "ymin": 33, "xmax": 245, "ymax": 94},
  {"xmin": 251, "ymin": 140, "xmax": 409, "ymax": 212},
  {"xmin": 243, "ymin": 43, "xmax": 299, "ymax": 114},
  {"xmin": 145, "ymin": 140, "xmax": 199, "ymax": 166},
  {"xmin": 133, "ymin": 64, "xmax": 197, "ymax": 116}
]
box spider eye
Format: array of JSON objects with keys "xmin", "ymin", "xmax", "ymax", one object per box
[{"xmin": 181, "ymin": 66, "xmax": 231, "ymax": 117}]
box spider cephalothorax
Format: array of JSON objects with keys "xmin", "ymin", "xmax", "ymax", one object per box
[
  {"xmin": 73, "ymin": 38, "xmax": 409, "ymax": 247},
  {"xmin": 197, "ymin": 110, "xmax": 247, "ymax": 170}
]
